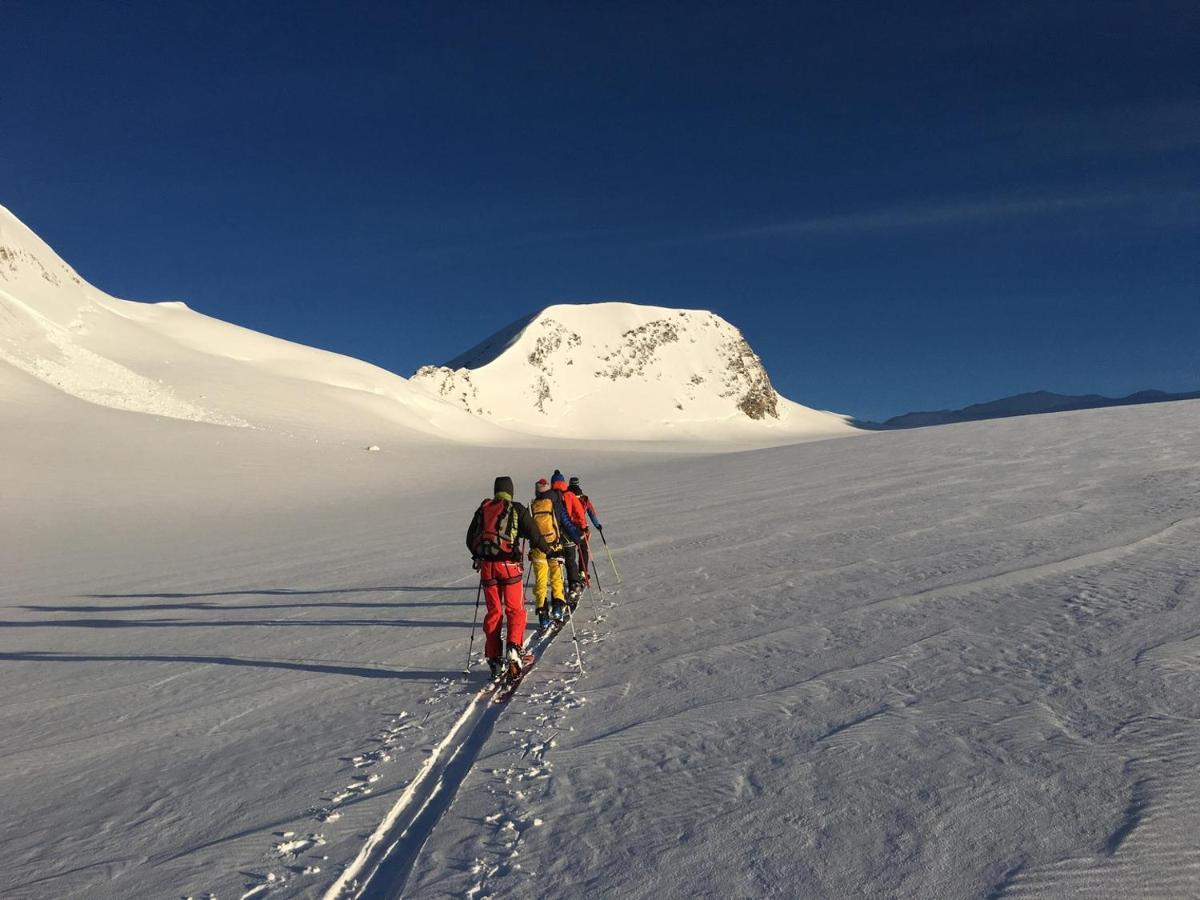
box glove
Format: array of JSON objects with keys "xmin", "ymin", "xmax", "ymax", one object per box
[
  {"xmin": 596, "ymin": 523, "xmax": 604, "ymax": 534},
  {"xmin": 471, "ymin": 557, "xmax": 481, "ymax": 571}
]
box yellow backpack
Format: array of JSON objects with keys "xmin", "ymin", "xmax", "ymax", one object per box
[{"xmin": 530, "ymin": 494, "xmax": 562, "ymax": 549}]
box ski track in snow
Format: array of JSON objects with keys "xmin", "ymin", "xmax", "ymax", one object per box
[
  {"xmin": 193, "ymin": 574, "xmax": 618, "ymax": 900},
  {"xmin": 453, "ymin": 588, "xmax": 614, "ymax": 900},
  {"xmin": 316, "ymin": 583, "xmax": 616, "ymax": 899},
  {"xmin": 235, "ymin": 711, "xmax": 422, "ymax": 896}
]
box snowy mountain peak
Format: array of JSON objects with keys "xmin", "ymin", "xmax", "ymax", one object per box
[
  {"xmin": 411, "ymin": 301, "xmax": 852, "ymax": 440},
  {"xmin": 0, "ymin": 206, "xmax": 517, "ymax": 441},
  {"xmin": 0, "ymin": 206, "xmax": 239, "ymax": 426}
]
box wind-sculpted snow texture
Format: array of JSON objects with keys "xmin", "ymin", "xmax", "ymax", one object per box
[
  {"xmin": 411, "ymin": 303, "xmax": 851, "ymax": 441},
  {"xmin": 4, "ymin": 394, "xmax": 1200, "ymax": 898}
]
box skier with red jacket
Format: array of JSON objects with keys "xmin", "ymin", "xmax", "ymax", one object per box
[
  {"xmin": 568, "ymin": 475, "xmax": 603, "ymax": 582},
  {"xmin": 466, "ymin": 475, "xmax": 552, "ymax": 680},
  {"xmin": 549, "ymin": 470, "xmax": 588, "ymax": 608}
]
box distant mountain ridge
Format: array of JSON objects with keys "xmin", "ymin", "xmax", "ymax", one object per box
[{"xmin": 883, "ymin": 388, "xmax": 1200, "ymax": 429}]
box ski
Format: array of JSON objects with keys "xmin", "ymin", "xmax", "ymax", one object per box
[
  {"xmin": 490, "ymin": 667, "xmax": 529, "ymax": 704},
  {"xmin": 535, "ymin": 618, "xmax": 565, "ymax": 640},
  {"xmin": 490, "ymin": 619, "xmax": 564, "ymax": 703}
]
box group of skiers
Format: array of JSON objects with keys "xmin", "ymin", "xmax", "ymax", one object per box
[{"xmin": 466, "ymin": 469, "xmax": 604, "ymax": 681}]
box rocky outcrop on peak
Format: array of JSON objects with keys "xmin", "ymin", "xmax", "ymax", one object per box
[
  {"xmin": 410, "ymin": 364, "xmax": 489, "ymax": 416},
  {"xmin": 717, "ymin": 334, "xmax": 780, "ymax": 420}
]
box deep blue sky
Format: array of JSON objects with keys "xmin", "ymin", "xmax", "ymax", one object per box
[{"xmin": 3, "ymin": 1, "xmax": 1197, "ymax": 420}]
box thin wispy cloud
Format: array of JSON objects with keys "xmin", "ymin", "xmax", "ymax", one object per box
[
  {"xmin": 708, "ymin": 187, "xmax": 1199, "ymax": 240},
  {"xmin": 1012, "ymin": 99, "xmax": 1200, "ymax": 160}
]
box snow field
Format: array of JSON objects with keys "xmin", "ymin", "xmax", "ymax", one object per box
[
  {"xmin": 4, "ymin": 396, "xmax": 1200, "ymax": 898},
  {"xmin": 402, "ymin": 401, "xmax": 1200, "ymax": 899}
]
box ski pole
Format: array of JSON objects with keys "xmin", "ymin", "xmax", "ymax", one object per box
[
  {"xmin": 565, "ymin": 583, "xmax": 585, "ymax": 676},
  {"xmin": 590, "ymin": 558, "xmax": 603, "ymax": 594},
  {"xmin": 598, "ymin": 529, "xmax": 621, "ymax": 583},
  {"xmin": 463, "ymin": 581, "xmax": 482, "ymax": 675}
]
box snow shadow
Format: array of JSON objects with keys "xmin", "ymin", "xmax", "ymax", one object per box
[
  {"xmin": 0, "ymin": 651, "xmax": 455, "ymax": 681},
  {"xmin": 82, "ymin": 585, "xmax": 476, "ymax": 598},
  {"xmin": 0, "ymin": 617, "xmax": 471, "ymax": 629},
  {"xmin": 25, "ymin": 599, "xmax": 465, "ymax": 612}
]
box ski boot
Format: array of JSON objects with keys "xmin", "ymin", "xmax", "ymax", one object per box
[
  {"xmin": 487, "ymin": 657, "xmax": 505, "ymax": 683},
  {"xmin": 550, "ymin": 598, "xmax": 567, "ymax": 622},
  {"xmin": 567, "ymin": 583, "xmax": 582, "ymax": 613},
  {"xmin": 506, "ymin": 643, "xmax": 533, "ymax": 679},
  {"xmin": 537, "ymin": 606, "xmax": 552, "ymax": 630}
]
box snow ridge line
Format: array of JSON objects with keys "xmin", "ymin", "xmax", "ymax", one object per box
[{"xmin": 323, "ymin": 628, "xmax": 559, "ymax": 899}]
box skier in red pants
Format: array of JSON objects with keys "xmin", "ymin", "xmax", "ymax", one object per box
[{"xmin": 466, "ymin": 475, "xmax": 552, "ymax": 680}]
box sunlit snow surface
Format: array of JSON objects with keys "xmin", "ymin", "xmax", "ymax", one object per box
[
  {"xmin": 0, "ymin": 205, "xmax": 537, "ymax": 445},
  {"xmin": 4, "ymin": 385, "xmax": 1200, "ymax": 898}
]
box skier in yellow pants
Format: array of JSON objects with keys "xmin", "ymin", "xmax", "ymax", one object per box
[{"xmin": 530, "ymin": 478, "xmax": 568, "ymax": 629}]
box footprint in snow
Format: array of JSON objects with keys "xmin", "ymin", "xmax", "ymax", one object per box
[
  {"xmin": 239, "ymin": 871, "xmax": 280, "ymax": 899},
  {"xmin": 329, "ymin": 779, "xmax": 373, "ymax": 803},
  {"xmin": 272, "ymin": 831, "xmax": 325, "ymax": 857},
  {"xmin": 348, "ymin": 748, "xmax": 394, "ymax": 767},
  {"xmin": 424, "ymin": 678, "xmax": 457, "ymax": 705}
]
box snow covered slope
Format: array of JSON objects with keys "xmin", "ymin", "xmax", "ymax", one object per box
[
  {"xmin": 1, "ymin": 207, "xmax": 854, "ymax": 448},
  {"xmin": 411, "ymin": 302, "xmax": 855, "ymax": 441},
  {"xmin": 0, "ymin": 205, "xmax": 521, "ymax": 444},
  {"xmin": 5, "ymin": 399, "xmax": 1200, "ymax": 899}
]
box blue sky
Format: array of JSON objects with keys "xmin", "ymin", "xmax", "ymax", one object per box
[{"xmin": 3, "ymin": 1, "xmax": 1197, "ymax": 420}]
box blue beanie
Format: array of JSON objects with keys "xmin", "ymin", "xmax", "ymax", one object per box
[{"xmin": 552, "ymin": 469, "xmax": 565, "ymax": 483}]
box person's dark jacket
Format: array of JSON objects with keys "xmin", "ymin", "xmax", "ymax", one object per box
[{"xmin": 466, "ymin": 498, "xmax": 551, "ymax": 562}]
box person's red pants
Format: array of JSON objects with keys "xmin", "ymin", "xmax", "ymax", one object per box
[{"xmin": 480, "ymin": 560, "xmax": 526, "ymax": 658}]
